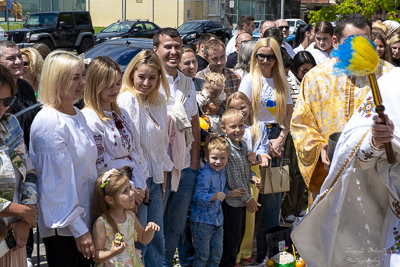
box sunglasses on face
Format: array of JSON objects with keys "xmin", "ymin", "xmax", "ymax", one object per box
[
  {"xmin": 278, "ymin": 26, "xmax": 289, "ymax": 31},
  {"xmin": 0, "ymin": 95, "xmax": 16, "ymax": 107},
  {"xmin": 256, "ymin": 53, "xmax": 276, "ymax": 62}
]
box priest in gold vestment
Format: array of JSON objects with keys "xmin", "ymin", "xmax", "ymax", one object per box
[{"xmin": 290, "ymin": 14, "xmax": 395, "ymax": 207}]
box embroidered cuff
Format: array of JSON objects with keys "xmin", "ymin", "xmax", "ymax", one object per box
[{"xmin": 357, "ymin": 134, "xmax": 384, "ymax": 162}]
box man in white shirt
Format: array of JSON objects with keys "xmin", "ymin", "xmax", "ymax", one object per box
[
  {"xmin": 152, "ymin": 27, "xmax": 200, "ymax": 267},
  {"xmin": 259, "ymin": 20, "xmax": 276, "ymax": 37},
  {"xmin": 226, "ymin": 15, "xmax": 255, "ymax": 57},
  {"xmin": 275, "ymin": 19, "xmax": 296, "ymax": 58}
]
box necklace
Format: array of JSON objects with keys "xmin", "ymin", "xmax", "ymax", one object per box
[{"xmin": 103, "ymin": 107, "xmax": 112, "ymax": 111}]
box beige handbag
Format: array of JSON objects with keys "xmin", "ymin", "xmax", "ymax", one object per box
[{"xmin": 260, "ymin": 158, "xmax": 290, "ymax": 195}]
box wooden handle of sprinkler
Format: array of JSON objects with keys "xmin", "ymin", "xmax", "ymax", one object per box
[{"xmin": 375, "ymin": 105, "xmax": 396, "ymax": 164}]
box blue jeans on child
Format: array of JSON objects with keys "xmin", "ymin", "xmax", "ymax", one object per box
[
  {"xmin": 162, "ymin": 167, "xmax": 198, "ymax": 267},
  {"xmin": 190, "ymin": 221, "xmax": 223, "ymax": 267},
  {"xmin": 261, "ymin": 125, "xmax": 283, "ymax": 230},
  {"xmin": 136, "ymin": 177, "xmax": 165, "ymax": 267}
]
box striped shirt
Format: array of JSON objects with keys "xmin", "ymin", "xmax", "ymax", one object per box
[{"xmin": 224, "ymin": 138, "xmax": 256, "ymax": 207}]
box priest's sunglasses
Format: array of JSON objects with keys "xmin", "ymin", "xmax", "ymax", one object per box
[
  {"xmin": 0, "ymin": 95, "xmax": 16, "ymax": 107},
  {"xmin": 255, "ymin": 53, "xmax": 276, "ymax": 62}
]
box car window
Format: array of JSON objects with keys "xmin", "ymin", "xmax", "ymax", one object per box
[
  {"xmin": 133, "ymin": 23, "xmax": 145, "ymax": 31},
  {"xmin": 207, "ymin": 21, "xmax": 221, "ymax": 29},
  {"xmin": 177, "ymin": 22, "xmax": 203, "ymax": 31},
  {"xmin": 298, "ymin": 20, "xmax": 306, "ymax": 26},
  {"xmin": 74, "ymin": 14, "xmax": 90, "ymax": 25},
  {"xmin": 59, "ymin": 13, "xmax": 73, "ymax": 26},
  {"xmin": 144, "ymin": 22, "xmax": 156, "ymax": 30},
  {"xmin": 120, "ymin": 22, "xmax": 134, "ymax": 32},
  {"xmin": 288, "ymin": 21, "xmax": 295, "ymax": 27},
  {"xmin": 26, "ymin": 14, "xmax": 58, "ymax": 26}
]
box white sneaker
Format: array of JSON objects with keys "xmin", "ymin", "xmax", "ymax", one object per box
[{"xmin": 27, "ymin": 258, "xmax": 33, "ymax": 267}]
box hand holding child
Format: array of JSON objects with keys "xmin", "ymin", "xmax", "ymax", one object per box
[
  {"xmin": 247, "ymin": 151, "xmax": 258, "ymax": 165},
  {"xmin": 211, "ymin": 191, "xmax": 226, "ymax": 202},
  {"xmin": 246, "ymin": 198, "xmax": 261, "ymax": 213},
  {"xmin": 144, "ymin": 222, "xmax": 160, "ymax": 233},
  {"xmin": 227, "ymin": 188, "xmax": 247, "ymax": 198}
]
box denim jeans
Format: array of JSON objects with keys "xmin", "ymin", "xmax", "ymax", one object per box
[
  {"xmin": 261, "ymin": 126, "xmax": 282, "ymax": 230},
  {"xmin": 162, "ymin": 167, "xmax": 198, "ymax": 267},
  {"xmin": 190, "ymin": 221, "xmax": 223, "ymax": 267},
  {"xmin": 178, "ymin": 213, "xmax": 195, "ymax": 267},
  {"xmin": 135, "ymin": 197, "xmax": 148, "ymax": 264},
  {"xmin": 136, "ymin": 177, "xmax": 165, "ymax": 267}
]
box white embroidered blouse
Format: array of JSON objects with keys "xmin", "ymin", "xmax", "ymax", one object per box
[
  {"xmin": 82, "ymin": 107, "xmax": 148, "ymax": 190},
  {"xmin": 117, "ymin": 92, "xmax": 173, "ymax": 184},
  {"xmin": 29, "ymin": 107, "xmax": 98, "ymax": 239}
]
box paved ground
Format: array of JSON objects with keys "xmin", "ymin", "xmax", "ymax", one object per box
[{"xmin": 31, "ymin": 229, "xmax": 47, "ymax": 267}]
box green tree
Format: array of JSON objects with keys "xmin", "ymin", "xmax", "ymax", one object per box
[{"xmin": 308, "ymin": 0, "xmax": 400, "ymax": 24}]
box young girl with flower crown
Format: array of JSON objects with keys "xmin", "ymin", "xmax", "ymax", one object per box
[
  {"xmin": 226, "ymin": 92, "xmax": 270, "ymax": 265},
  {"xmin": 92, "ymin": 169, "xmax": 160, "ymax": 267}
]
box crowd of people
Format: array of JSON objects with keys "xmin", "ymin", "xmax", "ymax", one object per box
[{"xmin": 0, "ymin": 12, "xmax": 400, "ymax": 267}]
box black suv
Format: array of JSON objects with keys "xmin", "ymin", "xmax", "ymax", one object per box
[
  {"xmin": 177, "ymin": 20, "xmax": 231, "ymax": 45},
  {"xmin": 7, "ymin": 11, "xmax": 95, "ymax": 53},
  {"xmin": 95, "ymin": 19, "xmax": 160, "ymax": 44}
]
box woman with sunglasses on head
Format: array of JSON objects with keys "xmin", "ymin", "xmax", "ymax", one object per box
[
  {"xmin": 239, "ymin": 37, "xmax": 293, "ymax": 231},
  {"xmin": 29, "ymin": 51, "xmax": 98, "ymax": 267},
  {"xmin": 0, "ymin": 65, "xmax": 38, "ymax": 267},
  {"xmin": 306, "ymin": 20, "xmax": 334, "ymax": 65},
  {"xmin": 20, "ymin": 48, "xmax": 43, "ymax": 98},
  {"xmin": 281, "ymin": 51, "xmax": 316, "ymax": 223}
]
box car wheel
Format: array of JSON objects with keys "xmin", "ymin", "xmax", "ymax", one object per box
[
  {"xmin": 223, "ymin": 36, "xmax": 230, "ymax": 45},
  {"xmin": 77, "ymin": 37, "xmax": 94, "ymax": 54},
  {"xmin": 38, "ymin": 39, "xmax": 54, "ymax": 51}
]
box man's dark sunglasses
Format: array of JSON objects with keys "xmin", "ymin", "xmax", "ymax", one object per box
[
  {"xmin": 278, "ymin": 26, "xmax": 289, "ymax": 31},
  {"xmin": 0, "ymin": 95, "xmax": 16, "ymax": 107},
  {"xmin": 255, "ymin": 53, "xmax": 276, "ymax": 62}
]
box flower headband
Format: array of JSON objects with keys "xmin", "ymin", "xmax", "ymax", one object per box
[{"xmin": 100, "ymin": 169, "xmax": 118, "ymax": 188}]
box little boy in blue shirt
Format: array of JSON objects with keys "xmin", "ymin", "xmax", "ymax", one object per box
[{"xmin": 190, "ymin": 136, "xmax": 230, "ymax": 267}]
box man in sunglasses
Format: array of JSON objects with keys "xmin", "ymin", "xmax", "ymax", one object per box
[
  {"xmin": 275, "ymin": 19, "xmax": 295, "ymax": 58},
  {"xmin": 225, "ymin": 16, "xmax": 255, "ymax": 58},
  {"xmin": 290, "ymin": 14, "xmax": 395, "ymax": 210},
  {"xmin": 225, "ymin": 32, "xmax": 252, "ymax": 68}
]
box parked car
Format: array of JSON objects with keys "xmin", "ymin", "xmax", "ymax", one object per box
[
  {"xmin": 0, "ymin": 26, "xmax": 6, "ymax": 41},
  {"xmin": 7, "ymin": 11, "xmax": 95, "ymax": 53},
  {"xmin": 84, "ymin": 38, "xmax": 153, "ymax": 72},
  {"xmin": 177, "ymin": 20, "xmax": 231, "ymax": 45},
  {"xmin": 95, "ymin": 19, "xmax": 160, "ymax": 44},
  {"xmin": 286, "ymin": 18, "xmax": 306, "ymax": 35}
]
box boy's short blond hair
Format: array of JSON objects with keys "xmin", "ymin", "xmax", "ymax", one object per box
[
  {"xmin": 221, "ymin": 108, "xmax": 244, "ymax": 125},
  {"xmin": 204, "ymin": 136, "xmax": 230, "ymax": 158}
]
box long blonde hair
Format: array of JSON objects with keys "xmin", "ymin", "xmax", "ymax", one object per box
[
  {"xmin": 120, "ymin": 49, "xmax": 169, "ymax": 106},
  {"xmin": 250, "ymin": 37, "xmax": 288, "ymax": 127},
  {"xmin": 84, "ymin": 56, "xmax": 122, "ymax": 122},
  {"xmin": 20, "ymin": 47, "xmax": 43, "ymax": 90},
  {"xmin": 226, "ymin": 92, "xmax": 261, "ymax": 148},
  {"xmin": 93, "ymin": 170, "xmax": 130, "ymax": 235}
]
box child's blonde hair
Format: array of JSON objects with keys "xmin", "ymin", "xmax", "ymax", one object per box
[
  {"xmin": 221, "ymin": 108, "xmax": 244, "ymax": 125},
  {"xmin": 226, "ymin": 92, "xmax": 261, "ymax": 148},
  {"xmin": 93, "ymin": 169, "xmax": 130, "ymax": 234},
  {"xmin": 203, "ymin": 72, "xmax": 226, "ymax": 92},
  {"xmin": 204, "ymin": 136, "xmax": 230, "ymax": 158}
]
